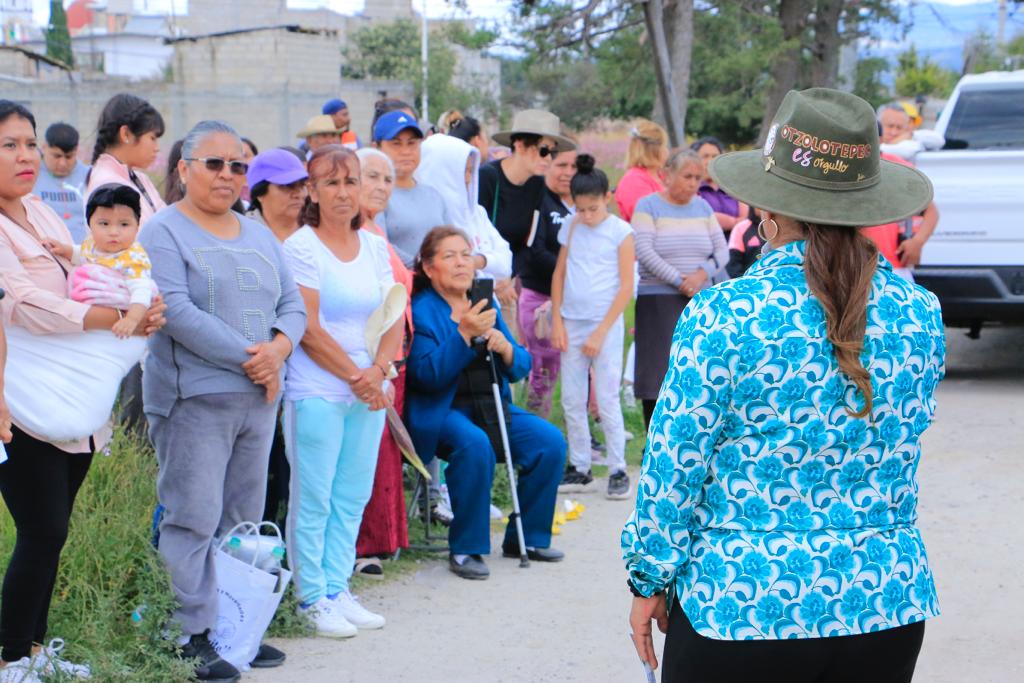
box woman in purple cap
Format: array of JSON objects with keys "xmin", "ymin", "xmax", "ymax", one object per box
[{"xmin": 246, "ymin": 148, "xmax": 310, "ymax": 528}]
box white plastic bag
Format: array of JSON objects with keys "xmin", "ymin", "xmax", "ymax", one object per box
[
  {"xmin": 2, "ymin": 326, "xmax": 145, "ymax": 443},
  {"xmin": 210, "ymin": 522, "xmax": 291, "ymax": 671}
]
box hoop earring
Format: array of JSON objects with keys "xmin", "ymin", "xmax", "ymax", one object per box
[{"xmin": 757, "ymin": 218, "xmax": 779, "ymax": 242}]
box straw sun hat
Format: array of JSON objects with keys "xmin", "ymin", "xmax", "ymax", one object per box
[{"xmin": 491, "ymin": 109, "xmax": 577, "ymax": 152}]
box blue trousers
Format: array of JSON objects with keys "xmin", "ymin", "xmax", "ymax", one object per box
[
  {"xmin": 283, "ymin": 398, "xmax": 386, "ymax": 605},
  {"xmin": 438, "ymin": 404, "xmax": 566, "ymax": 555}
]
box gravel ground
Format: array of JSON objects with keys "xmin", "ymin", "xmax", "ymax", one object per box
[{"xmin": 252, "ymin": 325, "xmax": 1023, "ymax": 683}]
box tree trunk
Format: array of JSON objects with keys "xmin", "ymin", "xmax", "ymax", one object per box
[
  {"xmin": 645, "ymin": 0, "xmax": 687, "ymax": 146},
  {"xmin": 758, "ymin": 0, "xmax": 809, "ymax": 144},
  {"xmin": 663, "ymin": 0, "xmax": 693, "ymax": 141},
  {"xmin": 810, "ymin": 0, "xmax": 845, "ymax": 88}
]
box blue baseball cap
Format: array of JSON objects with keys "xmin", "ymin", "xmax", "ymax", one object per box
[
  {"xmin": 322, "ymin": 98, "xmax": 348, "ymax": 115},
  {"xmin": 373, "ymin": 110, "xmax": 423, "ymax": 142},
  {"xmin": 247, "ymin": 148, "xmax": 308, "ymax": 188}
]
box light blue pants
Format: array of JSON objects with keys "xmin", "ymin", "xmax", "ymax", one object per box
[{"xmin": 283, "ymin": 398, "xmax": 386, "ymax": 605}]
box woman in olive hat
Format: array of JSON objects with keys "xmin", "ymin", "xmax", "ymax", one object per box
[{"xmin": 623, "ymin": 88, "xmax": 943, "ymax": 682}]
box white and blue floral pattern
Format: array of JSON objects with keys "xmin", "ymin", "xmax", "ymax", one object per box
[{"xmin": 622, "ymin": 240, "xmax": 945, "ymax": 640}]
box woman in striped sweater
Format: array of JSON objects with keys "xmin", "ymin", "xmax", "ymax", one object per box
[{"xmin": 631, "ymin": 149, "xmax": 728, "ymax": 428}]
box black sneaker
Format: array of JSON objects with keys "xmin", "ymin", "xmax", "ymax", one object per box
[
  {"xmin": 607, "ymin": 470, "xmax": 631, "ymax": 500},
  {"xmin": 558, "ymin": 466, "xmax": 597, "ymax": 493},
  {"xmin": 591, "ymin": 436, "xmax": 607, "ymax": 453},
  {"xmin": 180, "ymin": 631, "xmax": 241, "ymax": 682}
]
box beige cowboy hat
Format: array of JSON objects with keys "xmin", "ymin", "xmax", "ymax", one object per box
[
  {"xmin": 491, "ymin": 109, "xmax": 577, "ymax": 152},
  {"xmin": 297, "ymin": 114, "xmax": 344, "ymax": 139}
]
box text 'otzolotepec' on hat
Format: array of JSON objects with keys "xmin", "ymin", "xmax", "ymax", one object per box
[{"xmin": 709, "ymin": 88, "xmax": 933, "ymax": 227}]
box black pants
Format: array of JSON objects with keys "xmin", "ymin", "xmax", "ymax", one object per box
[
  {"xmin": 262, "ymin": 416, "xmax": 290, "ymax": 529},
  {"xmin": 0, "ymin": 427, "xmax": 93, "ymax": 662},
  {"xmin": 662, "ymin": 602, "xmax": 925, "ymax": 683},
  {"xmin": 643, "ymin": 399, "xmax": 658, "ymax": 431}
]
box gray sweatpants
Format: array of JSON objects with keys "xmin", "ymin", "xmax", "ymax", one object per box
[{"xmin": 147, "ymin": 392, "xmax": 279, "ymax": 636}]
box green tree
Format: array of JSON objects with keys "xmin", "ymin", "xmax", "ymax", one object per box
[
  {"xmin": 894, "ymin": 45, "xmax": 958, "ymax": 99},
  {"xmin": 45, "ymin": 0, "xmax": 74, "ymax": 67},
  {"xmin": 853, "ymin": 56, "xmax": 891, "ymax": 109},
  {"xmin": 342, "ymin": 19, "xmax": 497, "ymax": 119}
]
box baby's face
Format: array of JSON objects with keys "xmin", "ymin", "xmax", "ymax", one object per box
[{"xmin": 89, "ymin": 205, "xmax": 139, "ymax": 253}]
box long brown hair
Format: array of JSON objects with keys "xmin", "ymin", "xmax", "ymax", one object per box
[
  {"xmin": 301, "ymin": 144, "xmax": 362, "ymax": 230},
  {"xmin": 412, "ymin": 225, "xmax": 472, "ymax": 295},
  {"xmin": 802, "ymin": 224, "xmax": 878, "ymax": 418}
]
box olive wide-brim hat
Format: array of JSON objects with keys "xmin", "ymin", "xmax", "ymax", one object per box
[{"xmin": 709, "ymin": 88, "xmax": 933, "ymax": 227}]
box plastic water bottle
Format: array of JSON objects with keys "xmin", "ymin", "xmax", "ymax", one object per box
[
  {"xmin": 223, "ymin": 534, "xmax": 286, "ymax": 573},
  {"xmin": 131, "ymin": 605, "xmax": 147, "ymax": 624}
]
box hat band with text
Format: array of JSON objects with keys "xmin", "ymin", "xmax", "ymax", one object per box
[{"xmin": 762, "ymin": 121, "xmax": 881, "ymax": 191}]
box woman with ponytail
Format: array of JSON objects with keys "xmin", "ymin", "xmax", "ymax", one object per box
[
  {"xmin": 624, "ymin": 89, "xmax": 944, "ymax": 683},
  {"xmin": 86, "ymin": 93, "xmax": 166, "ymax": 228}
]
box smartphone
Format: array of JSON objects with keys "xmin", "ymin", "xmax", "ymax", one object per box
[{"xmin": 469, "ymin": 278, "xmax": 494, "ymax": 311}]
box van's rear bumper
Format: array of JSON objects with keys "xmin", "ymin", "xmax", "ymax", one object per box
[{"xmin": 914, "ymin": 266, "xmax": 1024, "ymax": 325}]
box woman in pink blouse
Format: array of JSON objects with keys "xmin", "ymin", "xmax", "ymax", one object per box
[
  {"xmin": 614, "ymin": 119, "xmax": 669, "ymax": 222},
  {"xmin": 0, "ymin": 100, "xmax": 165, "ymax": 677}
]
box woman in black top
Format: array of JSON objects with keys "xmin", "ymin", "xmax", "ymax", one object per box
[{"xmin": 516, "ymin": 148, "xmax": 576, "ymax": 416}]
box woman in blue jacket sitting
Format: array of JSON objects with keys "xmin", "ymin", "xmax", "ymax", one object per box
[{"xmin": 406, "ymin": 226, "xmax": 566, "ymax": 580}]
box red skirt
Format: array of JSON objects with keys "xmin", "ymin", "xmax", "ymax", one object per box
[{"xmin": 356, "ymin": 369, "xmax": 409, "ymax": 556}]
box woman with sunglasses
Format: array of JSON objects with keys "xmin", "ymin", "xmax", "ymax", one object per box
[{"xmin": 140, "ymin": 120, "xmax": 306, "ymax": 682}]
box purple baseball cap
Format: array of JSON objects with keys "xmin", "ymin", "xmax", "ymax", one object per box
[{"xmin": 247, "ymin": 148, "xmax": 308, "ymax": 187}]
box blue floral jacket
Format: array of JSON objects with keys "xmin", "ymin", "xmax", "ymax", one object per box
[{"xmin": 622, "ymin": 240, "xmax": 945, "ymax": 640}]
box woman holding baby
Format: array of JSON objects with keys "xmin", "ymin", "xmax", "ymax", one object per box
[{"xmin": 0, "ymin": 100, "xmax": 166, "ymax": 678}]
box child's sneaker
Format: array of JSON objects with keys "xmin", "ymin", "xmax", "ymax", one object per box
[
  {"xmin": 297, "ymin": 598, "xmax": 357, "ymax": 638},
  {"xmin": 33, "ymin": 639, "xmax": 91, "ymax": 678},
  {"xmin": 0, "ymin": 657, "xmax": 44, "ymax": 683},
  {"xmin": 558, "ymin": 466, "xmax": 597, "ymax": 493},
  {"xmin": 606, "ymin": 470, "xmax": 631, "ymax": 500},
  {"xmin": 330, "ymin": 591, "xmax": 385, "ymax": 630}
]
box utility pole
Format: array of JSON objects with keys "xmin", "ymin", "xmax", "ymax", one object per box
[
  {"xmin": 996, "ymin": 0, "xmax": 1007, "ymax": 47},
  {"xmin": 421, "ymin": 0, "xmax": 429, "ymax": 123},
  {"xmin": 642, "ymin": 0, "xmax": 684, "ymax": 146}
]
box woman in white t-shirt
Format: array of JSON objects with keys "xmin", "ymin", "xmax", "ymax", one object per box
[{"xmin": 282, "ymin": 146, "xmax": 403, "ymax": 639}]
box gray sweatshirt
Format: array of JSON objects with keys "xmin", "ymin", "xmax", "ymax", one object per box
[
  {"xmin": 140, "ymin": 206, "xmax": 307, "ymax": 417},
  {"xmin": 378, "ymin": 183, "xmax": 451, "ymax": 267}
]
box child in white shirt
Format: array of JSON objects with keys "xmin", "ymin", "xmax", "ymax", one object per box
[{"xmin": 551, "ymin": 154, "xmax": 635, "ymax": 500}]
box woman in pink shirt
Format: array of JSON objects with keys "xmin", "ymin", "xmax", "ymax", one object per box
[
  {"xmin": 85, "ymin": 93, "xmax": 166, "ymax": 228},
  {"xmin": 614, "ymin": 119, "xmax": 668, "ymax": 222},
  {"xmin": 0, "ymin": 100, "xmax": 165, "ymax": 677}
]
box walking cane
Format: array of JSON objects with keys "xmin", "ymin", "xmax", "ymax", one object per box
[{"xmin": 484, "ymin": 346, "xmax": 530, "ymax": 569}]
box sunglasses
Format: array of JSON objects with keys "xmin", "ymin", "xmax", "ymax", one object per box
[
  {"xmin": 185, "ymin": 157, "xmax": 249, "ymax": 176},
  {"xmin": 538, "ymin": 145, "xmax": 558, "ymax": 158}
]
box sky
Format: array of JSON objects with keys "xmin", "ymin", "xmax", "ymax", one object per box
[{"xmin": 27, "ymin": 0, "xmax": 515, "ymax": 25}]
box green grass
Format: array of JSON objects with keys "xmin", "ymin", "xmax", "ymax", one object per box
[{"xmin": 0, "ymin": 428, "xmax": 193, "ymax": 681}]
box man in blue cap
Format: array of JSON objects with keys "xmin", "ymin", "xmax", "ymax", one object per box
[
  {"xmin": 323, "ymin": 98, "xmax": 361, "ymax": 150},
  {"xmin": 373, "ymin": 110, "xmax": 451, "ymax": 266}
]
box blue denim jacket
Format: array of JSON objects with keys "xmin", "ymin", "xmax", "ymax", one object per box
[{"xmin": 622, "ymin": 240, "xmax": 945, "ymax": 640}]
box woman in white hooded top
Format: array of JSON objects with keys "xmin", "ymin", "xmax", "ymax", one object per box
[{"xmin": 415, "ymin": 134, "xmax": 512, "ymax": 283}]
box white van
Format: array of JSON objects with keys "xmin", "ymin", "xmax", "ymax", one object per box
[{"xmin": 914, "ymin": 70, "xmax": 1024, "ymax": 336}]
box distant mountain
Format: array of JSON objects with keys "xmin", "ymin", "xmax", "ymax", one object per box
[{"xmin": 863, "ymin": 1, "xmax": 1018, "ymax": 73}]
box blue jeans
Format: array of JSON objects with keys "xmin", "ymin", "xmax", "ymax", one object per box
[
  {"xmin": 438, "ymin": 404, "xmax": 566, "ymax": 556},
  {"xmin": 283, "ymin": 398, "xmax": 386, "ymax": 605}
]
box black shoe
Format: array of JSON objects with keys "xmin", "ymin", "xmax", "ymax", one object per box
[
  {"xmin": 591, "ymin": 436, "xmax": 606, "ymax": 453},
  {"xmin": 250, "ymin": 642, "xmax": 286, "ymax": 669},
  {"xmin": 449, "ymin": 553, "xmax": 490, "ymax": 580},
  {"xmin": 502, "ymin": 542, "xmax": 565, "ymax": 562},
  {"xmin": 558, "ymin": 466, "xmax": 597, "ymax": 493},
  {"xmin": 607, "ymin": 470, "xmax": 631, "ymax": 500},
  {"xmin": 179, "ymin": 631, "xmax": 240, "ymax": 682}
]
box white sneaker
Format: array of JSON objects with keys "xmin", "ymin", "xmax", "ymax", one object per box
[
  {"xmin": 0, "ymin": 657, "xmax": 44, "ymax": 683},
  {"xmin": 331, "ymin": 591, "xmax": 386, "ymax": 630},
  {"xmin": 297, "ymin": 598, "xmax": 357, "ymax": 638},
  {"xmin": 33, "ymin": 639, "xmax": 91, "ymax": 679}
]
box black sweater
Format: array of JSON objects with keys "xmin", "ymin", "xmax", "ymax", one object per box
[
  {"xmin": 478, "ymin": 160, "xmax": 546, "ymax": 276},
  {"xmin": 519, "ymin": 187, "xmax": 572, "ymax": 296}
]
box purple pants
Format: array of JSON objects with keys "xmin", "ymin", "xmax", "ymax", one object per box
[{"xmin": 517, "ymin": 287, "xmax": 561, "ymax": 416}]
